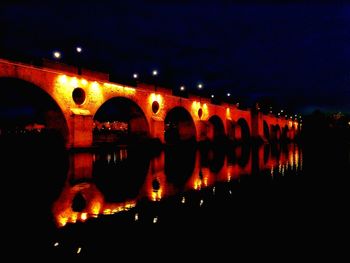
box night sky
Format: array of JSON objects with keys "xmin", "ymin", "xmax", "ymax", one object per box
[{"xmin": 1, "ymin": 0, "xmax": 350, "ymax": 115}]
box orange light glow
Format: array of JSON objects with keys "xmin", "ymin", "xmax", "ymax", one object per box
[
  {"xmin": 226, "ymin": 108, "xmax": 232, "ymax": 120},
  {"xmin": 148, "ymin": 93, "xmax": 164, "ymax": 115},
  {"xmin": 151, "ymin": 189, "xmax": 163, "ymax": 201},
  {"xmin": 103, "ymin": 83, "xmax": 136, "ymax": 95},
  {"xmin": 55, "ymin": 74, "xmax": 105, "ymax": 109},
  {"xmin": 80, "ymin": 212, "xmax": 87, "ymax": 221},
  {"xmin": 191, "ymin": 101, "xmax": 209, "ymax": 120}
]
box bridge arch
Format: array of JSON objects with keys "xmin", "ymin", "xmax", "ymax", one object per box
[
  {"xmin": 93, "ymin": 96, "xmax": 150, "ymax": 144},
  {"xmin": 0, "ymin": 77, "xmax": 69, "ymax": 144},
  {"xmin": 208, "ymin": 115, "xmax": 225, "ymax": 140},
  {"xmin": 164, "ymin": 106, "xmax": 196, "ymax": 144},
  {"xmin": 236, "ymin": 118, "xmax": 250, "ymax": 142},
  {"xmin": 263, "ymin": 120, "xmax": 270, "ymax": 141}
]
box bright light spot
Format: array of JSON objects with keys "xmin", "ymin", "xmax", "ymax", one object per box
[
  {"xmin": 229, "ymin": 190, "xmax": 232, "ymax": 195},
  {"xmin": 135, "ymin": 213, "xmax": 139, "ymax": 221},
  {"xmin": 211, "ymin": 94, "xmax": 214, "ymax": 98},
  {"xmin": 180, "ymin": 86, "xmax": 185, "ymax": 91},
  {"xmin": 198, "ymin": 83, "xmax": 203, "ymax": 89},
  {"xmin": 181, "ymin": 196, "xmax": 186, "ymax": 204},
  {"xmin": 80, "ymin": 213, "xmax": 87, "ymax": 221},
  {"xmin": 76, "ymin": 47, "xmax": 82, "ymax": 53},
  {"xmin": 227, "ymin": 93, "xmax": 231, "ymax": 97},
  {"xmin": 152, "ymin": 70, "xmax": 158, "ymax": 76},
  {"xmin": 153, "ymin": 216, "xmax": 158, "ymax": 223},
  {"xmin": 58, "ymin": 75, "xmax": 67, "ymax": 84},
  {"xmin": 213, "ymin": 187, "xmax": 216, "ymax": 195},
  {"xmin": 70, "ymin": 77, "xmax": 78, "ymax": 87},
  {"xmin": 133, "ymin": 73, "xmax": 138, "ymax": 79},
  {"xmin": 54, "ymin": 242, "xmax": 59, "ymax": 247},
  {"xmin": 80, "ymin": 79, "xmax": 88, "ymax": 86},
  {"xmin": 281, "ymin": 109, "xmax": 284, "ymax": 112},
  {"xmin": 77, "ymin": 247, "xmax": 82, "ymax": 254},
  {"xmin": 53, "ymin": 51, "xmax": 61, "ymax": 59},
  {"xmin": 200, "ymin": 199, "xmax": 204, "ymax": 207}
]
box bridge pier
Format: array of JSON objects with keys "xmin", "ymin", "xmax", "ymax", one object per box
[
  {"xmin": 69, "ymin": 113, "xmax": 93, "ymax": 148},
  {"xmin": 251, "ymin": 112, "xmax": 265, "ymax": 142},
  {"xmin": 196, "ymin": 120, "xmax": 209, "ymax": 141},
  {"xmin": 150, "ymin": 119, "xmax": 165, "ymax": 143}
]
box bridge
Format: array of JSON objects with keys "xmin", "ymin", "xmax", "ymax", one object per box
[{"xmin": 0, "ymin": 58, "xmax": 299, "ymax": 148}]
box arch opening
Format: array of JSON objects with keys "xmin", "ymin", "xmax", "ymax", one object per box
[
  {"xmin": 93, "ymin": 97, "xmax": 149, "ymax": 145},
  {"xmin": 236, "ymin": 118, "xmax": 250, "ymax": 142},
  {"xmin": 208, "ymin": 115, "xmax": 225, "ymax": 141},
  {"xmin": 263, "ymin": 120, "xmax": 270, "ymax": 141},
  {"xmin": 0, "ymin": 77, "xmax": 68, "ymax": 146},
  {"xmin": 164, "ymin": 107, "xmax": 196, "ymax": 144}
]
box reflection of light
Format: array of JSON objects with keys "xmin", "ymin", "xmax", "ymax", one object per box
[
  {"xmin": 212, "ymin": 187, "xmax": 216, "ymax": 195},
  {"xmin": 229, "ymin": 190, "xmax": 232, "ymax": 195},
  {"xmin": 151, "ymin": 189, "xmax": 162, "ymax": 201},
  {"xmin": 54, "ymin": 242, "xmax": 59, "ymax": 247},
  {"xmin": 203, "ymin": 177, "xmax": 208, "ymax": 187},
  {"xmin": 77, "ymin": 247, "xmax": 82, "ymax": 254},
  {"xmin": 91, "ymin": 201, "xmax": 101, "ymax": 217},
  {"xmin": 181, "ymin": 196, "xmax": 186, "ymax": 204},
  {"xmin": 200, "ymin": 199, "xmax": 204, "ymax": 207},
  {"xmin": 135, "ymin": 213, "xmax": 139, "ymax": 221},
  {"xmin": 194, "ymin": 178, "xmax": 202, "ymax": 190},
  {"xmin": 81, "ymin": 213, "xmax": 87, "ymax": 221},
  {"xmin": 153, "ymin": 217, "xmax": 158, "ymax": 223}
]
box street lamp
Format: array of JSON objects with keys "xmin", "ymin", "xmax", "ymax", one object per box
[
  {"xmin": 152, "ymin": 70, "xmax": 158, "ymax": 91},
  {"xmin": 76, "ymin": 46, "xmax": 83, "ymax": 75},
  {"xmin": 133, "ymin": 73, "xmax": 139, "ymax": 87},
  {"xmin": 197, "ymin": 83, "xmax": 203, "ymax": 102},
  {"xmin": 53, "ymin": 51, "xmax": 61, "ymax": 60}
]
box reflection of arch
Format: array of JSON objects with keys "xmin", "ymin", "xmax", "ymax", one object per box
[
  {"xmin": 93, "ymin": 148, "xmax": 150, "ymax": 202},
  {"xmin": 263, "ymin": 121, "xmax": 270, "ymax": 140},
  {"xmin": 165, "ymin": 107, "xmax": 196, "ymax": 144},
  {"xmin": 236, "ymin": 144, "xmax": 251, "ymax": 168},
  {"xmin": 264, "ymin": 144, "xmax": 270, "ymax": 164},
  {"xmin": 236, "ymin": 118, "xmax": 250, "ymax": 142},
  {"xmin": 0, "ymin": 77, "xmax": 69, "ymax": 144},
  {"xmin": 164, "ymin": 145, "xmax": 196, "ymax": 187},
  {"xmin": 274, "ymin": 125, "xmax": 281, "ymax": 140},
  {"xmin": 93, "ymin": 97, "xmax": 149, "ymax": 144},
  {"xmin": 208, "ymin": 115, "xmax": 225, "ymax": 140}
]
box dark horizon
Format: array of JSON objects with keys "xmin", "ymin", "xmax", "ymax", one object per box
[{"xmin": 1, "ymin": 1, "xmax": 350, "ymax": 115}]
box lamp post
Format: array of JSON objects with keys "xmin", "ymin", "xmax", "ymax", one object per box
[
  {"xmin": 133, "ymin": 73, "xmax": 139, "ymax": 87},
  {"xmin": 152, "ymin": 70, "xmax": 158, "ymax": 92},
  {"xmin": 76, "ymin": 46, "xmax": 82, "ymax": 75},
  {"xmin": 197, "ymin": 83, "xmax": 203, "ymax": 102}
]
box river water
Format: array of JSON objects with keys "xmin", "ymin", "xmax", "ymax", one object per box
[{"xmin": 1, "ymin": 137, "xmax": 349, "ymax": 260}]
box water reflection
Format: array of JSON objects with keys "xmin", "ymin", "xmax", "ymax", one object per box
[{"xmin": 52, "ymin": 143, "xmax": 303, "ymax": 228}]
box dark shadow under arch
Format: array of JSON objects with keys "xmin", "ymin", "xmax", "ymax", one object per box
[
  {"xmin": 165, "ymin": 106, "xmax": 196, "ymax": 144},
  {"xmin": 208, "ymin": 115, "xmax": 225, "ymax": 140},
  {"xmin": 0, "ymin": 77, "xmax": 68, "ymax": 144},
  {"xmin": 237, "ymin": 118, "xmax": 250, "ymax": 142},
  {"xmin": 263, "ymin": 120, "xmax": 270, "ymax": 140},
  {"xmin": 93, "ymin": 97, "xmax": 149, "ymax": 144}
]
